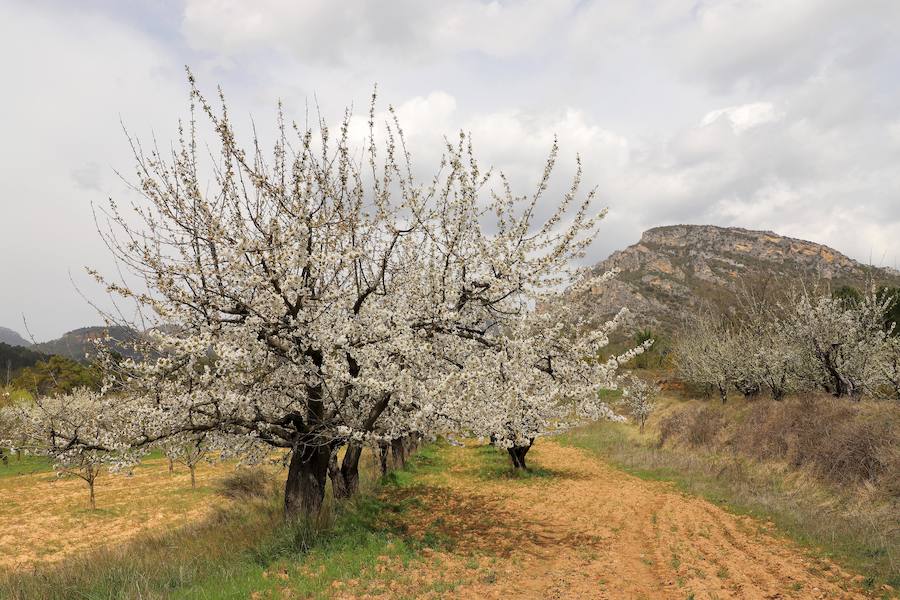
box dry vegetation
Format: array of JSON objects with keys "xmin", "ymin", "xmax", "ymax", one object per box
[
  {"xmin": 657, "ymin": 395, "xmax": 900, "ymax": 495},
  {"xmin": 0, "ymin": 456, "xmax": 238, "ymax": 568}
]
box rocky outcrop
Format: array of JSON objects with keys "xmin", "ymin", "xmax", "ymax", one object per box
[{"xmin": 569, "ymin": 224, "xmax": 899, "ymax": 335}]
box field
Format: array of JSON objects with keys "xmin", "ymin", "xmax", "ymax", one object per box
[
  {"xmin": 0, "ymin": 454, "xmax": 234, "ymax": 567},
  {"xmin": 1, "ymin": 423, "xmax": 895, "ymax": 599}
]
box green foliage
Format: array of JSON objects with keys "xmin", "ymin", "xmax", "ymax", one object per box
[
  {"xmin": 11, "ymin": 356, "xmax": 101, "ymax": 397},
  {"xmin": 832, "ymin": 285, "xmax": 863, "ymax": 308},
  {"xmin": 627, "ymin": 329, "xmax": 669, "ymax": 369},
  {"xmin": 877, "ymin": 286, "xmax": 900, "ymax": 333},
  {"xmin": 0, "ymin": 342, "xmax": 48, "ymax": 380},
  {"xmin": 836, "ymin": 284, "xmax": 900, "ymax": 333}
]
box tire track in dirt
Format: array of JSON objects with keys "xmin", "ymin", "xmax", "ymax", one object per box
[{"xmin": 339, "ymin": 440, "xmax": 878, "ymax": 599}]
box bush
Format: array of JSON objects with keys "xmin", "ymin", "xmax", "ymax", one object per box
[
  {"xmin": 656, "ymin": 405, "xmax": 724, "ymax": 449},
  {"xmin": 219, "ymin": 468, "xmax": 274, "ymax": 500},
  {"xmin": 659, "ymin": 396, "xmax": 900, "ymax": 495}
]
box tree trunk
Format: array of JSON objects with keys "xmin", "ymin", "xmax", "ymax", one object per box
[
  {"xmin": 339, "ymin": 443, "xmax": 362, "ymax": 497},
  {"xmin": 379, "ymin": 443, "xmax": 389, "ymax": 476},
  {"xmin": 717, "ymin": 383, "xmax": 728, "ymax": 404},
  {"xmin": 168, "ymin": 457, "xmax": 174, "ymax": 473},
  {"xmin": 284, "ymin": 443, "xmax": 330, "ymax": 519},
  {"xmin": 391, "ymin": 438, "xmax": 407, "ymax": 470},
  {"xmin": 328, "ymin": 443, "xmax": 362, "ymax": 499},
  {"xmin": 189, "ymin": 464, "xmax": 196, "ymax": 489},
  {"xmin": 507, "ymin": 440, "xmax": 533, "ymax": 470},
  {"xmin": 88, "ymin": 479, "xmax": 96, "ymax": 510},
  {"xmin": 736, "ymin": 381, "xmax": 761, "ymax": 400}
]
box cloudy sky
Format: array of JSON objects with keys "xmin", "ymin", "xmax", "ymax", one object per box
[{"xmin": 2, "ymin": 0, "xmax": 900, "ymax": 340}]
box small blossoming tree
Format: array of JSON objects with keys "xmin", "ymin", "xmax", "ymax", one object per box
[
  {"xmin": 2, "ymin": 389, "xmax": 138, "ymax": 509},
  {"xmin": 621, "ymin": 375, "xmax": 659, "ymax": 433}
]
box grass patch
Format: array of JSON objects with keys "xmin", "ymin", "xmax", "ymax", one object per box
[
  {"xmin": 0, "ymin": 454, "xmax": 51, "ymax": 477},
  {"xmin": 560, "ymin": 418, "xmax": 900, "ymax": 589},
  {"xmin": 0, "ymin": 445, "xmax": 444, "ymax": 600},
  {"xmin": 470, "ymin": 444, "xmax": 555, "ymax": 481}
]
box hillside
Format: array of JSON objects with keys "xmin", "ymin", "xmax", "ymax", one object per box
[
  {"xmin": 32, "ymin": 326, "xmax": 140, "ymax": 363},
  {"xmin": 0, "ymin": 327, "xmax": 30, "ymax": 348},
  {"xmin": 0, "ymin": 343, "xmax": 48, "ymax": 377},
  {"xmin": 572, "ymin": 224, "xmax": 900, "ymax": 335}
]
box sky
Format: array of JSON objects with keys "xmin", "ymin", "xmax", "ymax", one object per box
[{"xmin": 2, "ymin": 0, "xmax": 900, "ymax": 341}]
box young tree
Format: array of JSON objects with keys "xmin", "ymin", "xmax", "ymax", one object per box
[
  {"xmin": 161, "ymin": 432, "xmax": 212, "ymax": 489},
  {"xmin": 621, "ymin": 375, "xmax": 659, "ymax": 433},
  {"xmin": 673, "ymin": 310, "xmax": 733, "ymax": 403},
  {"xmin": 1, "ymin": 389, "xmax": 136, "ymax": 509}
]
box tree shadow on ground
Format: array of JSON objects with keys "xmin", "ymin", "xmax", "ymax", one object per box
[{"xmin": 380, "ymin": 481, "xmax": 605, "ymax": 560}]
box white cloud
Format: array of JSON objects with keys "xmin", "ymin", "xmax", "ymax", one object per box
[
  {"xmin": 701, "ymin": 102, "xmax": 782, "ymax": 134},
  {"xmin": 182, "ymin": 0, "xmax": 577, "ymax": 63}
]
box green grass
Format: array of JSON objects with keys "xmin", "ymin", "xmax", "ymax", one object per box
[
  {"xmin": 559, "ymin": 420, "xmax": 900, "ymax": 590},
  {"xmin": 0, "ymin": 445, "xmax": 446, "ymax": 600},
  {"xmin": 0, "ymin": 450, "xmax": 167, "ymax": 479},
  {"xmin": 470, "ymin": 444, "xmax": 555, "ymax": 481},
  {"xmin": 0, "ymin": 453, "xmax": 51, "ymax": 477}
]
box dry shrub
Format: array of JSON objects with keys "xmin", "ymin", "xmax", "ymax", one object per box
[
  {"xmin": 220, "ymin": 468, "xmax": 274, "ymax": 500},
  {"xmin": 660, "ymin": 395, "xmax": 900, "ymax": 495},
  {"xmin": 657, "ymin": 410, "xmax": 689, "ymax": 447},
  {"xmin": 656, "ymin": 405, "xmax": 725, "ymax": 448}
]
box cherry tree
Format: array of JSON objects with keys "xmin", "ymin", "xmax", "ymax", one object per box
[
  {"xmin": 1, "ymin": 389, "xmax": 137, "ymax": 509},
  {"xmin": 621, "ymin": 375, "xmax": 659, "ymax": 433},
  {"xmin": 161, "ymin": 431, "xmax": 213, "ymax": 489},
  {"xmin": 79, "ymin": 75, "xmax": 633, "ymax": 518},
  {"xmin": 673, "ymin": 311, "xmax": 734, "ymax": 403},
  {"xmin": 784, "ymin": 286, "xmax": 894, "ymax": 398}
]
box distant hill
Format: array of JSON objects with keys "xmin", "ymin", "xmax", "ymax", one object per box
[
  {"xmin": 32, "ymin": 326, "xmax": 141, "ymax": 363},
  {"xmin": 0, "ymin": 327, "xmax": 31, "ymax": 348},
  {"xmin": 567, "ymin": 224, "xmax": 900, "ymax": 336},
  {"xmin": 0, "ymin": 342, "xmax": 48, "ymax": 379}
]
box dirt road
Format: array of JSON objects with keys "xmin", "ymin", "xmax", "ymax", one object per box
[{"xmin": 340, "ymin": 440, "xmax": 878, "ymax": 599}]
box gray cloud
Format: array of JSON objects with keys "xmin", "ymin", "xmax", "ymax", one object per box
[{"xmin": 1, "ymin": 0, "xmax": 899, "ymax": 340}]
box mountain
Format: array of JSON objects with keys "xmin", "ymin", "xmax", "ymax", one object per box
[
  {"xmin": 0, "ymin": 327, "xmax": 31, "ymax": 348},
  {"xmin": 32, "ymin": 326, "xmax": 141, "ymax": 363},
  {"xmin": 571, "ymin": 224, "xmax": 900, "ymax": 336}
]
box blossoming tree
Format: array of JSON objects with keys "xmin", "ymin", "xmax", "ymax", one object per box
[
  {"xmin": 76, "ymin": 76, "xmax": 638, "ymax": 517},
  {"xmin": 2, "ymin": 389, "xmax": 137, "ymax": 509}
]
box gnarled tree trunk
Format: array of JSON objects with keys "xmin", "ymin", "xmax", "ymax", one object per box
[
  {"xmin": 391, "ymin": 437, "xmax": 407, "ymax": 470},
  {"xmin": 328, "ymin": 443, "xmax": 362, "ymax": 499},
  {"xmin": 284, "ymin": 443, "xmax": 330, "ymax": 519},
  {"xmin": 507, "ymin": 439, "xmax": 534, "ymax": 470}
]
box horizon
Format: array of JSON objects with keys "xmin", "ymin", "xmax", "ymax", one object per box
[{"xmin": 2, "ymin": 222, "xmax": 897, "ymax": 343}]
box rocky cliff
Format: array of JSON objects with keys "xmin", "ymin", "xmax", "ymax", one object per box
[{"xmin": 573, "ymin": 224, "xmax": 900, "ymax": 335}]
